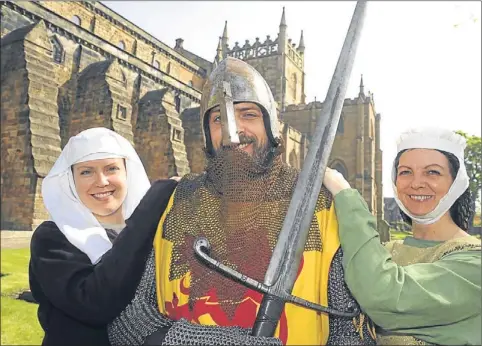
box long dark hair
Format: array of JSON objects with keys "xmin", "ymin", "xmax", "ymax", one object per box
[{"xmin": 394, "ymin": 149, "xmax": 473, "ymax": 230}]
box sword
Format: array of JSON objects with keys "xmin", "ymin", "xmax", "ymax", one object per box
[{"xmin": 194, "ymin": 0, "xmax": 368, "ymax": 337}]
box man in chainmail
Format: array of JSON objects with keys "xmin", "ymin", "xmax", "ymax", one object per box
[{"xmin": 108, "ymin": 57, "xmax": 376, "ymax": 345}]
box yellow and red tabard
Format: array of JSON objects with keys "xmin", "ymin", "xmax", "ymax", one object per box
[{"xmin": 153, "ymin": 191, "xmax": 341, "ymax": 345}]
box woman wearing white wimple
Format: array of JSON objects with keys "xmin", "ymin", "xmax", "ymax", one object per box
[
  {"xmin": 323, "ymin": 127, "xmax": 481, "ymax": 345},
  {"xmin": 29, "ymin": 127, "xmax": 178, "ymax": 346}
]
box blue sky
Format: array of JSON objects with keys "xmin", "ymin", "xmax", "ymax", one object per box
[{"xmin": 103, "ymin": 1, "xmax": 481, "ymax": 197}]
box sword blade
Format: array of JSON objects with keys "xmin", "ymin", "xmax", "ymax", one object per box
[{"xmin": 252, "ymin": 1, "xmax": 368, "ymax": 337}]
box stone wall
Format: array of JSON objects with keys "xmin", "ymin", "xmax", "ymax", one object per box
[
  {"xmin": 135, "ymin": 87, "xmax": 190, "ymax": 180},
  {"xmin": 180, "ymin": 107, "xmax": 206, "ymax": 173},
  {"xmin": 1, "ymin": 21, "xmax": 61, "ymax": 231}
]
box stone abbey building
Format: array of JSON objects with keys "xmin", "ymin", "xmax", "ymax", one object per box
[{"xmin": 1, "ymin": 1, "xmax": 385, "ymax": 236}]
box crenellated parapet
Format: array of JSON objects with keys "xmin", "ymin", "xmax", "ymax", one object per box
[
  {"xmin": 226, "ymin": 35, "xmax": 279, "ymax": 60},
  {"xmin": 225, "ymin": 34, "xmax": 304, "ymax": 70}
]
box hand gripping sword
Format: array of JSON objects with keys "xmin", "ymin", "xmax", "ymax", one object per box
[{"xmin": 194, "ymin": 0, "xmax": 368, "ymax": 337}]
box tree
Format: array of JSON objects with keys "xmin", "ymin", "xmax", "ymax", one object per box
[{"xmin": 456, "ymin": 131, "xmax": 481, "ymax": 232}]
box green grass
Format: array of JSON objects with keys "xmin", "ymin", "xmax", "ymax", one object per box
[
  {"xmin": 1, "ymin": 248, "xmax": 31, "ymax": 295},
  {"xmin": 1, "ymin": 248, "xmax": 43, "ymax": 345}
]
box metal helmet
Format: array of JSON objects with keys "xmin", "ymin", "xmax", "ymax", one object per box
[{"xmin": 200, "ymin": 57, "xmax": 280, "ymax": 153}]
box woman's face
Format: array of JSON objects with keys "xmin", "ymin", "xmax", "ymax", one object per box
[
  {"xmin": 396, "ymin": 149, "xmax": 454, "ymax": 216},
  {"xmin": 72, "ymin": 158, "xmax": 127, "ymax": 223}
]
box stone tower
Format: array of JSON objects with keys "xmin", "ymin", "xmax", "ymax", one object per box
[{"xmin": 222, "ymin": 8, "xmax": 306, "ymax": 111}]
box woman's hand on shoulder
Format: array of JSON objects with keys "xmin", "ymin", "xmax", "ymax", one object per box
[
  {"xmin": 323, "ymin": 167, "xmax": 351, "ymax": 196},
  {"xmin": 169, "ymin": 176, "xmax": 182, "ymax": 182}
]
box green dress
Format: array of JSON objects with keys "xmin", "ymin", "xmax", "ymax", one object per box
[{"xmin": 334, "ymin": 189, "xmax": 481, "ymax": 345}]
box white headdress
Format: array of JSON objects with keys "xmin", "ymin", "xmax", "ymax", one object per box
[
  {"xmin": 42, "ymin": 128, "xmax": 151, "ymax": 264},
  {"xmin": 391, "ymin": 127, "xmax": 469, "ymax": 225}
]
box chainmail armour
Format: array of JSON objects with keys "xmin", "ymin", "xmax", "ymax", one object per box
[
  {"xmin": 108, "ymin": 146, "xmax": 376, "ymax": 345},
  {"xmin": 163, "ymin": 147, "xmax": 325, "ymax": 318}
]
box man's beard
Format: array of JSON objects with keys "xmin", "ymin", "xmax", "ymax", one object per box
[
  {"xmin": 204, "ymin": 135, "xmax": 283, "ymax": 199},
  {"xmin": 208, "ymin": 134, "xmax": 273, "ymax": 168}
]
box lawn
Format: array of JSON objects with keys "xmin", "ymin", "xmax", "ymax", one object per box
[{"xmin": 1, "ymin": 248, "xmax": 43, "ymax": 345}]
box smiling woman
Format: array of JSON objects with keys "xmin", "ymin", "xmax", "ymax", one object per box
[
  {"xmin": 323, "ymin": 127, "xmax": 481, "ymax": 345},
  {"xmin": 28, "ymin": 127, "xmax": 178, "ymax": 346},
  {"xmin": 72, "ymin": 158, "xmax": 128, "ymax": 226}
]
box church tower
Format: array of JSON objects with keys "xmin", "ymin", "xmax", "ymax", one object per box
[{"xmin": 219, "ymin": 7, "xmax": 306, "ymax": 110}]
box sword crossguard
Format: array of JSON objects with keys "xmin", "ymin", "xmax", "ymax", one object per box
[{"xmin": 193, "ymin": 237, "xmax": 360, "ymax": 318}]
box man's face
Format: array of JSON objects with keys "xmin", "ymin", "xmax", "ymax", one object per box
[{"xmin": 208, "ymin": 102, "xmax": 269, "ymax": 156}]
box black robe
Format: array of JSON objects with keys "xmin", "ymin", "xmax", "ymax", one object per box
[{"xmin": 29, "ymin": 179, "xmax": 177, "ymax": 346}]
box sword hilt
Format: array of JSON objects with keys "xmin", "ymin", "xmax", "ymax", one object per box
[
  {"xmin": 193, "ymin": 237, "xmax": 359, "ymax": 320},
  {"xmin": 251, "ymin": 293, "xmax": 284, "ymax": 337}
]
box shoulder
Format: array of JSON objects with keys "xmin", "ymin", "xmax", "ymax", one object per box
[
  {"xmin": 143, "ymin": 179, "xmax": 178, "ymax": 200},
  {"xmin": 131, "ymin": 179, "xmax": 179, "ymax": 217},
  {"xmin": 30, "ymin": 221, "xmax": 85, "ymax": 259},
  {"xmin": 439, "ymin": 236, "xmax": 482, "ymax": 261},
  {"xmin": 31, "ymin": 221, "xmax": 63, "ymax": 246}
]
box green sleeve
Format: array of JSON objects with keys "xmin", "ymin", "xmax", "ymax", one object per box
[{"xmin": 334, "ymin": 189, "xmax": 481, "ymax": 331}]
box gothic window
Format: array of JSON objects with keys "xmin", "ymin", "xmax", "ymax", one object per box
[
  {"xmin": 337, "ymin": 113, "xmax": 345, "ymax": 134},
  {"xmin": 71, "ymin": 15, "xmax": 81, "ymax": 26},
  {"xmin": 153, "ymin": 60, "xmax": 160, "ymax": 70},
  {"xmin": 172, "ymin": 128, "xmax": 182, "ymax": 142},
  {"xmin": 132, "ymin": 39, "xmax": 137, "ymax": 55},
  {"xmin": 291, "ymin": 73, "xmax": 297, "ymax": 100},
  {"xmin": 118, "ymin": 40, "xmax": 126, "ymax": 51},
  {"xmin": 117, "ymin": 105, "xmax": 127, "ymax": 120},
  {"xmin": 174, "ymin": 94, "xmax": 181, "ymax": 113},
  {"xmin": 50, "ymin": 36, "xmax": 64, "ymax": 64},
  {"xmin": 89, "ymin": 17, "xmax": 96, "ymax": 32},
  {"xmin": 120, "ymin": 71, "xmax": 127, "ymax": 87}
]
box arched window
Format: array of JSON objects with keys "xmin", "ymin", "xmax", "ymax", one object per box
[
  {"xmin": 337, "ymin": 113, "xmax": 345, "ymax": 134},
  {"xmin": 50, "ymin": 36, "xmax": 64, "ymax": 64},
  {"xmin": 174, "ymin": 94, "xmax": 181, "ymax": 113},
  {"xmin": 118, "ymin": 40, "xmax": 126, "ymax": 50},
  {"xmin": 292, "ymin": 73, "xmax": 297, "ymax": 100},
  {"xmin": 120, "ymin": 71, "xmax": 127, "ymax": 87},
  {"xmin": 153, "ymin": 60, "xmax": 160, "ymax": 70},
  {"xmin": 71, "ymin": 15, "xmax": 81, "ymax": 26},
  {"xmin": 131, "ymin": 40, "xmax": 137, "ymax": 55}
]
